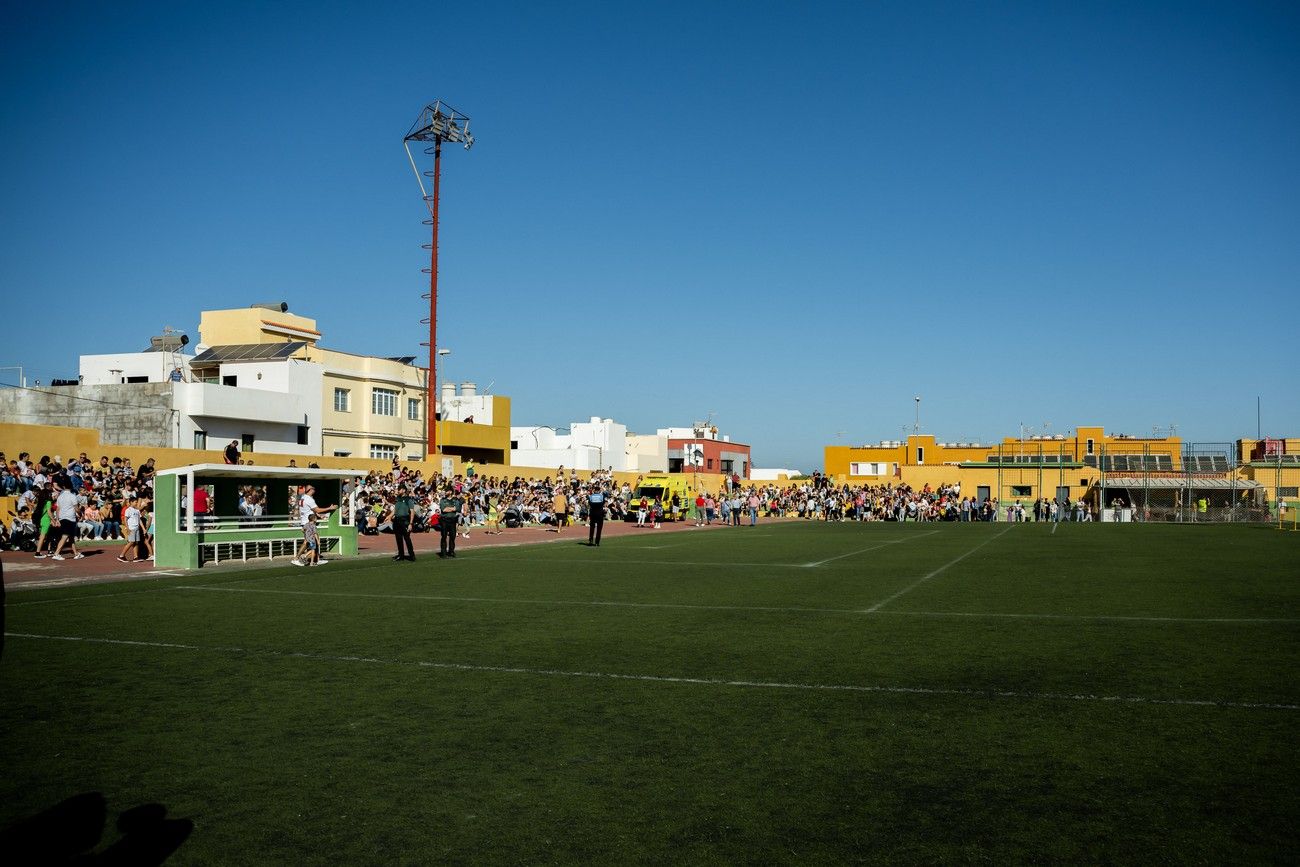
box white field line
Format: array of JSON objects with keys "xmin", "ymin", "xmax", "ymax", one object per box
[
  {"xmin": 170, "ymin": 585, "xmax": 1300, "ymax": 624},
  {"xmin": 875, "ymin": 610, "xmax": 1300, "ymax": 624},
  {"xmin": 800, "ymin": 531, "xmax": 938, "ymax": 568},
  {"xmin": 6, "ymin": 631, "xmax": 1296, "ymax": 712},
  {"xmin": 476, "ymin": 557, "xmax": 808, "ymax": 569},
  {"xmin": 864, "ymin": 526, "xmax": 1016, "ymax": 613},
  {"xmin": 6, "ymin": 575, "xmax": 101, "ymax": 588},
  {"xmin": 6, "ymin": 583, "xmax": 173, "ymax": 607},
  {"xmin": 1052, "ymin": 522, "xmax": 1058, "ymax": 535},
  {"xmin": 173, "ymin": 585, "xmax": 863, "ymax": 615}
]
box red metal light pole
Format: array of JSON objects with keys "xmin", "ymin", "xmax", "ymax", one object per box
[
  {"xmin": 426, "ymin": 136, "xmax": 441, "ymax": 456},
  {"xmin": 404, "ymin": 102, "xmax": 473, "ymax": 459}
]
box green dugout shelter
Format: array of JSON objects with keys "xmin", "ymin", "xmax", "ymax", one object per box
[{"xmin": 154, "ymin": 464, "xmax": 359, "ymax": 569}]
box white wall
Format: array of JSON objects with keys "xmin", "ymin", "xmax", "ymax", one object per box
[
  {"xmin": 80, "ymin": 352, "xmax": 192, "ymax": 384},
  {"xmin": 751, "ymin": 468, "xmax": 803, "ymax": 481},
  {"xmin": 511, "ymin": 417, "xmax": 631, "ymax": 472},
  {"xmin": 510, "ymin": 446, "xmax": 604, "ymax": 471},
  {"xmin": 569, "ymin": 418, "xmax": 628, "ymax": 471},
  {"xmin": 173, "ymin": 359, "xmax": 323, "ymax": 456},
  {"xmin": 443, "ymin": 393, "xmax": 495, "ymax": 424},
  {"xmin": 626, "ymin": 434, "xmax": 668, "ymax": 473}
]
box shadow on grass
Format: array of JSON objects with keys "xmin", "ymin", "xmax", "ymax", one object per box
[{"xmin": 0, "ymin": 792, "xmax": 192, "ymax": 865}]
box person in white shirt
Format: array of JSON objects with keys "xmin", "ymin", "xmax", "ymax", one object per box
[
  {"xmin": 50, "ymin": 479, "xmax": 85, "ymax": 560},
  {"xmin": 292, "ymin": 485, "xmax": 336, "ymax": 567},
  {"xmin": 117, "ymin": 497, "xmax": 143, "ymax": 562}
]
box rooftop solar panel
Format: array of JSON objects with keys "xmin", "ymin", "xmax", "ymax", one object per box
[{"xmin": 191, "ymin": 342, "xmax": 306, "ymax": 365}]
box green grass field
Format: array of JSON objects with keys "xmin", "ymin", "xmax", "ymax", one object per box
[{"xmin": 2, "ymin": 522, "xmax": 1298, "ymax": 863}]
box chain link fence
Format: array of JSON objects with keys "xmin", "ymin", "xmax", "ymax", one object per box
[
  {"xmin": 1094, "ymin": 441, "xmax": 1278, "ymax": 523},
  {"xmin": 982, "ymin": 440, "xmax": 1290, "ymax": 523}
]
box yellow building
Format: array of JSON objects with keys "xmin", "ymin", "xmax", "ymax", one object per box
[
  {"xmin": 824, "ymin": 426, "xmax": 1189, "ymax": 505},
  {"xmin": 196, "ymin": 304, "xmax": 510, "ymax": 463}
]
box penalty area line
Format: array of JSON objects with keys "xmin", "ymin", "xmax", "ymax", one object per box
[
  {"xmin": 800, "ymin": 530, "xmax": 938, "ymax": 568},
  {"xmin": 864, "ymin": 525, "xmax": 1015, "ymax": 612},
  {"xmin": 5, "ymin": 631, "xmax": 1297, "ymax": 712}
]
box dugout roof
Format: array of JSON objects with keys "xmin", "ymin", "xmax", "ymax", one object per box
[{"xmin": 156, "ymin": 463, "xmax": 359, "ymax": 480}]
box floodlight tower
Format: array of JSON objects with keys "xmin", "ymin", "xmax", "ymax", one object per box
[{"xmin": 404, "ymin": 101, "xmax": 474, "ymax": 458}]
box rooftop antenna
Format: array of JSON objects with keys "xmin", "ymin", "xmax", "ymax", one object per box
[{"xmin": 404, "ymin": 101, "xmax": 475, "ymax": 458}]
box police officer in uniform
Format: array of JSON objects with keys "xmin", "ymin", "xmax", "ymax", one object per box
[
  {"xmin": 587, "ymin": 483, "xmax": 606, "ymax": 547},
  {"xmin": 392, "ymin": 486, "xmax": 415, "ymax": 561},
  {"xmin": 438, "ymin": 486, "xmax": 462, "ymax": 558}
]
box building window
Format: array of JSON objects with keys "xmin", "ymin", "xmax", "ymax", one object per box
[
  {"xmin": 407, "ymin": 398, "xmax": 421, "ymax": 421},
  {"xmin": 241, "ymin": 434, "xmax": 254, "ymax": 453},
  {"xmin": 333, "ymin": 388, "xmax": 350, "ymax": 412},
  {"xmin": 1011, "ymin": 485, "xmax": 1033, "ymax": 497},
  {"xmin": 850, "ymin": 462, "xmax": 892, "ymax": 476},
  {"xmin": 372, "ymin": 388, "xmax": 397, "ymax": 417},
  {"xmin": 916, "ymin": 447, "xmax": 925, "ymax": 465},
  {"xmin": 193, "ymin": 431, "xmax": 207, "ymax": 450},
  {"xmin": 510, "ymin": 440, "xmax": 519, "ymax": 449},
  {"xmin": 1086, "ymin": 438, "xmax": 1095, "ymax": 455},
  {"xmin": 720, "ymin": 459, "xmax": 733, "ymax": 473},
  {"xmin": 706, "ymin": 458, "xmax": 713, "ymax": 469},
  {"xmin": 1280, "ymin": 487, "xmax": 1298, "ymax": 498},
  {"xmin": 333, "ymin": 450, "xmax": 351, "ymax": 457},
  {"xmin": 370, "ymin": 444, "xmax": 398, "ymax": 461},
  {"xmin": 297, "ymin": 425, "xmax": 309, "ymax": 446},
  {"xmin": 223, "ymin": 375, "xmax": 237, "ymax": 387}
]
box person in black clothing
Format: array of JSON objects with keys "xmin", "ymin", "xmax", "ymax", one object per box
[
  {"xmin": 224, "ymin": 441, "xmax": 240, "ymax": 464},
  {"xmin": 392, "ymin": 486, "xmax": 415, "ymax": 561},
  {"xmin": 587, "ymin": 484, "xmax": 606, "ymax": 546},
  {"xmin": 438, "ymin": 487, "xmax": 462, "ymax": 558}
]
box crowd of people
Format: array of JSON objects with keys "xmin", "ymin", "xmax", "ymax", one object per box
[
  {"xmin": 755, "ymin": 477, "xmax": 1096, "ymax": 523},
  {"xmin": 1, "ymin": 451, "xmax": 157, "ymax": 559},
  {"xmin": 4, "ymin": 449, "xmax": 1127, "ymax": 564}
]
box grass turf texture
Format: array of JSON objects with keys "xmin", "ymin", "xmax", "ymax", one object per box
[{"xmin": 2, "ymin": 522, "xmax": 1297, "ymax": 863}]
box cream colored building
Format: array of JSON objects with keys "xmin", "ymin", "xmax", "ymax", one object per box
[{"xmin": 196, "ymin": 304, "xmax": 510, "ymax": 463}]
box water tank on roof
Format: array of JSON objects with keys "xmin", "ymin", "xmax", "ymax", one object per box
[
  {"xmin": 460, "ymin": 382, "xmax": 476, "ymax": 397},
  {"xmin": 441, "ymin": 382, "xmax": 456, "ymax": 404},
  {"xmin": 251, "ymin": 301, "xmax": 289, "ymax": 313}
]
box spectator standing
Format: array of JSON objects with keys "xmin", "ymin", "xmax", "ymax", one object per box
[
  {"xmin": 32, "ymin": 486, "xmax": 55, "ymax": 558},
  {"xmin": 118, "ymin": 497, "xmax": 143, "ymax": 562},
  {"xmin": 50, "ymin": 480, "xmax": 85, "ymax": 560},
  {"xmin": 550, "ymin": 489, "xmax": 568, "ymax": 534},
  {"xmin": 192, "ymin": 485, "xmax": 209, "ymax": 519},
  {"xmin": 224, "ymin": 441, "xmax": 240, "ymax": 464}
]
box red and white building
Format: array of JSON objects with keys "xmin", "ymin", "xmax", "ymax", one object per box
[{"xmin": 661, "ymin": 426, "xmax": 752, "ymax": 480}]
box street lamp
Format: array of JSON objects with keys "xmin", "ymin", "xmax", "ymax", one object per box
[
  {"xmin": 404, "ymin": 101, "xmax": 474, "ymax": 459},
  {"xmin": 435, "ymin": 348, "xmax": 452, "ymax": 451}
]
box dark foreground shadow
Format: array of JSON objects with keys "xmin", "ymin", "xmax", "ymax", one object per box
[{"xmin": 0, "ymin": 793, "xmax": 192, "ymax": 865}]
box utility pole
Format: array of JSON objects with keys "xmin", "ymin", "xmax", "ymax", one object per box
[{"xmin": 404, "ymin": 101, "xmax": 474, "ymax": 458}]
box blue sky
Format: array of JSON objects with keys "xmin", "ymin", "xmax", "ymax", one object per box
[{"xmin": 2, "ymin": 1, "xmax": 1296, "ymax": 469}]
